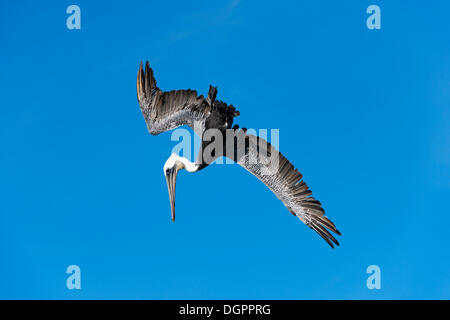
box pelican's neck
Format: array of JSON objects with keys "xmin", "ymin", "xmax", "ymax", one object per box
[
  {"xmin": 165, "ymin": 154, "xmax": 200, "ymax": 173},
  {"xmin": 180, "ymin": 156, "xmax": 200, "ymax": 172}
]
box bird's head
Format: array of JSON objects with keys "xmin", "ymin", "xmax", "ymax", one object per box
[{"xmin": 163, "ymin": 153, "xmax": 199, "ymax": 222}]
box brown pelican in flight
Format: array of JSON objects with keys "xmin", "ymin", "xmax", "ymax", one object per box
[{"xmin": 137, "ymin": 61, "xmax": 341, "ymax": 248}]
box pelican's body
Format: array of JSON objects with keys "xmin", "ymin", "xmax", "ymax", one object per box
[{"xmin": 137, "ymin": 61, "xmax": 341, "ymax": 248}]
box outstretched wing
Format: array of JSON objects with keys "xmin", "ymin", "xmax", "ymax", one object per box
[
  {"xmin": 225, "ymin": 129, "xmax": 341, "ymax": 248},
  {"xmin": 136, "ymin": 61, "xmax": 211, "ymax": 136}
]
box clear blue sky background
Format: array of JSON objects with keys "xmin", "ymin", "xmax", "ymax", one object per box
[{"xmin": 1, "ymin": 0, "xmax": 449, "ymax": 299}]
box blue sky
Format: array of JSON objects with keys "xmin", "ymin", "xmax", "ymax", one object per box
[{"xmin": 1, "ymin": 0, "xmax": 449, "ymax": 299}]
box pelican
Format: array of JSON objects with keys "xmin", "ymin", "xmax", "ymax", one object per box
[{"xmin": 137, "ymin": 61, "xmax": 341, "ymax": 248}]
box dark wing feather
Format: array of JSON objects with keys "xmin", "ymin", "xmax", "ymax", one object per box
[
  {"xmin": 225, "ymin": 129, "xmax": 341, "ymax": 248},
  {"xmin": 136, "ymin": 61, "xmax": 211, "ymax": 135}
]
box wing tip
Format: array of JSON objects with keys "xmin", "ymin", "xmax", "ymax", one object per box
[
  {"xmin": 308, "ymin": 217, "xmax": 341, "ymax": 249},
  {"xmin": 137, "ymin": 60, "xmax": 157, "ymax": 101}
]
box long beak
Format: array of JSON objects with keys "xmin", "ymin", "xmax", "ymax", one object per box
[{"xmin": 165, "ymin": 167, "xmax": 178, "ymax": 222}]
